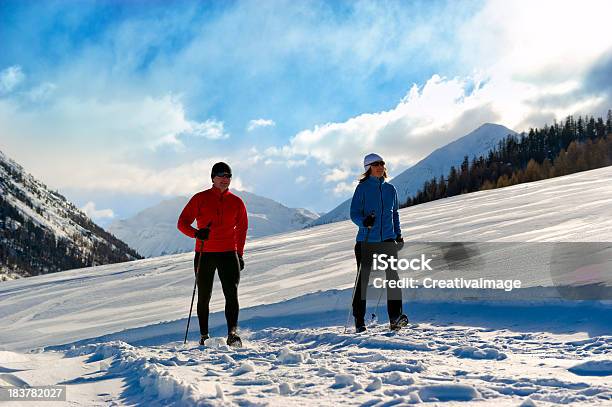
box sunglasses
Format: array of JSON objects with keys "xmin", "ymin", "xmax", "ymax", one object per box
[
  {"xmin": 370, "ymin": 161, "xmax": 385, "ymax": 167},
  {"xmin": 214, "ymin": 173, "xmax": 232, "ymax": 179}
]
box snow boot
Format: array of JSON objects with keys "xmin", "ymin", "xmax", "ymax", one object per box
[
  {"xmin": 389, "ymin": 314, "xmax": 409, "ymax": 331},
  {"xmin": 227, "ymin": 329, "xmax": 242, "ymax": 347},
  {"xmin": 355, "ymin": 317, "xmax": 366, "ymax": 333},
  {"xmin": 199, "ymin": 334, "xmax": 209, "ymax": 346}
]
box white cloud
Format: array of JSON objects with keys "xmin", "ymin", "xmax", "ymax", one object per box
[
  {"xmin": 27, "ymin": 82, "xmax": 57, "ymax": 102},
  {"xmin": 458, "ymin": 0, "xmax": 612, "ymax": 84},
  {"xmin": 455, "ymin": 0, "xmax": 612, "ymax": 129},
  {"xmin": 247, "ymin": 118, "xmax": 276, "ymax": 132},
  {"xmin": 324, "ymin": 168, "xmax": 351, "ymax": 183},
  {"xmin": 269, "ymin": 74, "xmax": 495, "ymax": 174},
  {"xmin": 0, "ymin": 92, "xmax": 228, "ymax": 155},
  {"xmin": 151, "ymin": 133, "xmax": 185, "ymax": 151},
  {"xmin": 0, "ymin": 66, "xmax": 25, "ymax": 94},
  {"xmin": 152, "ymin": 117, "xmax": 228, "ymax": 150},
  {"xmin": 332, "ymin": 181, "xmax": 357, "ymax": 196},
  {"xmin": 80, "ymin": 201, "xmax": 115, "ymax": 220},
  {"xmin": 191, "ymin": 119, "xmax": 229, "ymax": 140},
  {"xmin": 0, "ymin": 93, "xmax": 248, "ymax": 195},
  {"xmin": 295, "ymin": 175, "xmax": 306, "ymax": 184},
  {"xmin": 56, "ymin": 156, "xmax": 254, "ymax": 196},
  {"xmin": 142, "ymin": 97, "xmax": 228, "ymax": 150}
]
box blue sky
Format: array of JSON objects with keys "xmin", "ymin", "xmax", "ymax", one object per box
[{"xmin": 1, "ymin": 0, "xmax": 611, "ymax": 225}]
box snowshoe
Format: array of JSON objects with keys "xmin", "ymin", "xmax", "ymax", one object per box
[
  {"xmin": 199, "ymin": 334, "xmax": 209, "ymax": 346},
  {"xmin": 227, "ymin": 333, "xmax": 242, "ymax": 347},
  {"xmin": 389, "ymin": 314, "xmax": 409, "ymax": 331}
]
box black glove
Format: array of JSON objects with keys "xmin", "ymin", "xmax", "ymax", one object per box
[
  {"xmin": 395, "ymin": 236, "xmax": 404, "ymax": 251},
  {"xmin": 238, "ymin": 255, "xmax": 245, "ymax": 271},
  {"xmin": 195, "ymin": 228, "xmax": 210, "ymax": 241},
  {"xmin": 363, "ymin": 214, "xmax": 376, "ymax": 228}
]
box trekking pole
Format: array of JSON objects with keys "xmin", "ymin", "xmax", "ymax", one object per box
[
  {"xmin": 371, "ymin": 287, "xmax": 384, "ymax": 324},
  {"xmin": 343, "ymin": 223, "xmax": 372, "ymax": 334},
  {"xmin": 184, "ymin": 222, "xmax": 211, "ymax": 345}
]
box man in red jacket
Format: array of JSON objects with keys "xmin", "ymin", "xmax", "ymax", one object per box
[{"xmin": 177, "ymin": 162, "xmax": 248, "ymax": 347}]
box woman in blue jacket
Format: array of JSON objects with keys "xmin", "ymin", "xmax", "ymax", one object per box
[{"xmin": 350, "ymin": 153, "xmax": 408, "ymax": 332}]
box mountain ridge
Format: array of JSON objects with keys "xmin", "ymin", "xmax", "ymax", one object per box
[{"xmin": 0, "ymin": 149, "xmax": 142, "ymax": 280}]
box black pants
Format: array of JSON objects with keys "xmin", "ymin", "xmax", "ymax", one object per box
[
  {"xmin": 352, "ymin": 240, "xmax": 403, "ymax": 323},
  {"xmin": 194, "ymin": 251, "xmax": 241, "ymax": 335}
]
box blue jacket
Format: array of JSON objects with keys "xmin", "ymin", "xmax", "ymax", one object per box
[{"xmin": 350, "ymin": 176, "xmax": 402, "ymax": 242}]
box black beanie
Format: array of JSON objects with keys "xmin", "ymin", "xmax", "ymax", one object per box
[{"xmin": 211, "ymin": 162, "xmax": 232, "ymax": 179}]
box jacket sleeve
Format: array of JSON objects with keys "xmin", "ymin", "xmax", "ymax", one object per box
[
  {"xmin": 350, "ymin": 184, "xmax": 365, "ymax": 227},
  {"xmin": 177, "ymin": 195, "xmax": 199, "ymax": 238},
  {"xmin": 235, "ymin": 199, "xmax": 248, "ymax": 256},
  {"xmin": 393, "ymin": 187, "xmax": 402, "ymax": 238}
]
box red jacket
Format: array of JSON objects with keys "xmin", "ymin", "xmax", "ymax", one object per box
[{"xmin": 177, "ymin": 187, "xmax": 248, "ymax": 256}]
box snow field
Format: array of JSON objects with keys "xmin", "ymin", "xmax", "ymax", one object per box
[{"xmin": 20, "ymin": 320, "xmax": 607, "ymax": 406}]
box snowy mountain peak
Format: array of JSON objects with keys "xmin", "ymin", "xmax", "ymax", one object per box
[
  {"xmin": 108, "ymin": 189, "xmax": 320, "ymax": 258},
  {"xmin": 476, "ymin": 122, "xmax": 508, "ymax": 130}
]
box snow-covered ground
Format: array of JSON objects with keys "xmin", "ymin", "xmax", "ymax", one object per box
[
  {"xmin": 1, "ymin": 167, "xmax": 612, "ymax": 405},
  {"xmin": 2, "ymin": 297, "xmax": 611, "ymax": 406}
]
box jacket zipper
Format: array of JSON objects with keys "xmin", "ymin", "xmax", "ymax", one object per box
[
  {"xmin": 379, "ymin": 182, "xmax": 384, "ymax": 241},
  {"xmin": 218, "ymin": 195, "xmax": 223, "ymax": 226}
]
